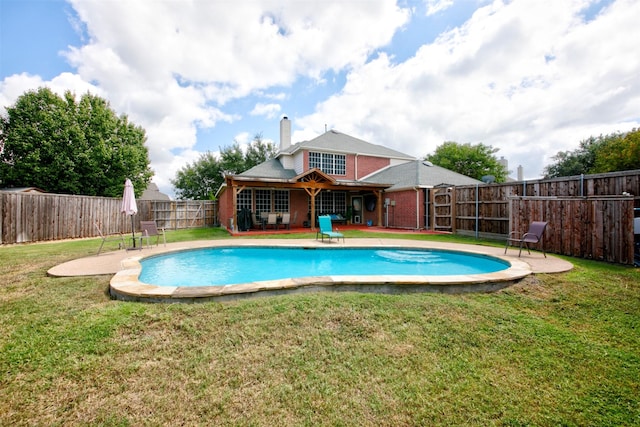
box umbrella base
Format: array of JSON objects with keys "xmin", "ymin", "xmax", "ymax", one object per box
[{"xmin": 125, "ymin": 236, "xmax": 144, "ymax": 251}]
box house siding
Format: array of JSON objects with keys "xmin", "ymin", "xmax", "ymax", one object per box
[
  {"xmin": 294, "ymin": 152, "xmax": 304, "ymax": 175},
  {"xmin": 218, "ymin": 185, "xmax": 234, "ymax": 230},
  {"xmin": 383, "ymin": 189, "xmax": 425, "ymax": 229},
  {"xmin": 301, "ymin": 152, "xmax": 391, "ymax": 181},
  {"xmin": 355, "ymin": 155, "xmax": 391, "ymax": 180}
]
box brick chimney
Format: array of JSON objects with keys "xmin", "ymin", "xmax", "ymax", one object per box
[{"xmin": 280, "ymin": 116, "xmax": 291, "ymax": 151}]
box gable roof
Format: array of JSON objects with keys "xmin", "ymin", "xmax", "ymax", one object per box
[
  {"xmin": 281, "ymin": 129, "xmax": 415, "ymax": 160},
  {"xmin": 238, "ymin": 158, "xmax": 298, "ymax": 180},
  {"xmin": 293, "ymin": 168, "xmax": 336, "ymax": 184},
  {"xmin": 0, "ymin": 187, "xmax": 47, "ymax": 193},
  {"xmin": 140, "ymin": 182, "xmax": 171, "ymax": 200},
  {"xmin": 363, "ymin": 160, "xmax": 481, "ymax": 190}
]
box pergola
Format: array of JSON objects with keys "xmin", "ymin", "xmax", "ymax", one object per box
[{"xmin": 225, "ymin": 168, "xmax": 392, "ymax": 229}]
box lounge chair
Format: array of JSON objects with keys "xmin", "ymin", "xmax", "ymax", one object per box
[
  {"xmin": 140, "ymin": 220, "xmax": 166, "ymax": 248},
  {"xmin": 317, "ymin": 215, "xmax": 345, "ymax": 243},
  {"xmin": 505, "ymin": 221, "xmax": 548, "ymax": 257},
  {"xmin": 94, "ymin": 220, "xmax": 125, "ymax": 255}
]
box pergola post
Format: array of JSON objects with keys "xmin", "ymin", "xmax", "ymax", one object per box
[
  {"xmin": 376, "ymin": 190, "xmax": 384, "ymax": 226},
  {"xmin": 304, "ymin": 187, "xmax": 322, "ymax": 230}
]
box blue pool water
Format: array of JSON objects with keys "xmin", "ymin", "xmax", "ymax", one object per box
[{"xmin": 139, "ymin": 247, "xmax": 509, "ymax": 287}]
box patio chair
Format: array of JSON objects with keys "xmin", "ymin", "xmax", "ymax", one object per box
[
  {"xmin": 94, "ymin": 220, "xmax": 125, "ymax": 255},
  {"xmin": 267, "ymin": 213, "xmax": 278, "ymax": 230},
  {"xmin": 505, "ymin": 221, "xmax": 548, "ymax": 257},
  {"xmin": 251, "ymin": 212, "xmax": 262, "ymax": 229},
  {"xmin": 260, "ymin": 212, "xmax": 269, "ymax": 230},
  {"xmin": 281, "ymin": 212, "xmax": 291, "ymax": 230},
  {"xmin": 140, "ymin": 221, "xmax": 166, "ymax": 248},
  {"xmin": 316, "ymin": 215, "xmax": 345, "ymax": 243}
]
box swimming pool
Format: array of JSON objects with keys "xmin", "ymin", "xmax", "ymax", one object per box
[
  {"xmin": 139, "ymin": 247, "xmax": 510, "ymax": 287},
  {"xmin": 109, "ymin": 242, "xmax": 532, "ymax": 302}
]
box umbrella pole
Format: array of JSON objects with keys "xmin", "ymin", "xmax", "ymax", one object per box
[{"xmin": 131, "ymin": 215, "xmax": 136, "ymax": 248}]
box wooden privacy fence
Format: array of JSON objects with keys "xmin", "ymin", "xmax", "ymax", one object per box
[
  {"xmin": 451, "ymin": 169, "xmax": 640, "ymax": 238},
  {"xmin": 431, "ymin": 169, "xmax": 639, "ymax": 265},
  {"xmin": 508, "ymin": 196, "xmax": 636, "ymax": 265},
  {"xmin": 0, "ymin": 192, "xmax": 217, "ymax": 244},
  {"xmin": 150, "ymin": 200, "xmax": 217, "ymax": 230}
]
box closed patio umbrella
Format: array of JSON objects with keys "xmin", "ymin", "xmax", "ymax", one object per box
[{"xmin": 121, "ymin": 178, "xmax": 138, "ymax": 248}]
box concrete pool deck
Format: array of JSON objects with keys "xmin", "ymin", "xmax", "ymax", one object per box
[{"xmin": 48, "ymin": 238, "xmax": 573, "ymax": 302}]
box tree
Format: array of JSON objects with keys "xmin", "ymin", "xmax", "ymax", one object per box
[
  {"xmin": 0, "ymin": 87, "xmax": 152, "ymax": 197},
  {"xmin": 544, "ymin": 129, "xmax": 640, "ymax": 178},
  {"xmin": 172, "ymin": 134, "xmax": 277, "ymax": 200},
  {"xmin": 244, "ymin": 133, "xmax": 278, "ymax": 170},
  {"xmin": 172, "ymin": 151, "xmax": 222, "ymax": 200},
  {"xmin": 543, "ymin": 135, "xmax": 607, "ymax": 178},
  {"xmin": 592, "ymin": 128, "xmax": 640, "ymax": 173},
  {"xmin": 425, "ymin": 141, "xmax": 507, "ymax": 182}
]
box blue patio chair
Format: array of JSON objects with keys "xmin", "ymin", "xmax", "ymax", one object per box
[{"xmin": 316, "ymin": 215, "xmax": 345, "ymax": 243}]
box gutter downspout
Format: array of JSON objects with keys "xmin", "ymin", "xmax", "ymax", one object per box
[{"xmin": 415, "ymin": 187, "xmax": 420, "ymax": 230}]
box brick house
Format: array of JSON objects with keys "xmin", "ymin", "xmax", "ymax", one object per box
[{"xmin": 217, "ymin": 117, "xmax": 480, "ymax": 231}]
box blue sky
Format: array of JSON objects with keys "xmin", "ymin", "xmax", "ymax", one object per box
[{"xmin": 2, "ymin": 0, "xmax": 639, "ymax": 197}]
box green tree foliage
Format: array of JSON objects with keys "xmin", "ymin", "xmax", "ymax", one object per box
[
  {"xmin": 173, "ymin": 151, "xmax": 224, "ymax": 200},
  {"xmin": 0, "ymin": 87, "xmax": 152, "ymax": 196},
  {"xmin": 592, "ymin": 129, "xmax": 640, "ymax": 173},
  {"xmin": 172, "ymin": 134, "xmax": 277, "ymax": 200},
  {"xmin": 425, "ymin": 141, "xmax": 508, "ymax": 182},
  {"xmin": 245, "ymin": 133, "xmax": 278, "ymax": 170},
  {"xmin": 544, "ymin": 129, "xmax": 640, "ymax": 178}
]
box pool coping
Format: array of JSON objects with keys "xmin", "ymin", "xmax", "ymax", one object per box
[{"xmin": 107, "ymin": 239, "xmax": 538, "ymax": 302}]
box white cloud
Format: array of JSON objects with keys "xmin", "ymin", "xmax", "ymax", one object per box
[
  {"xmin": 297, "ymin": 0, "xmax": 640, "ymax": 179},
  {"xmin": 234, "ymin": 132, "xmax": 252, "ymax": 146},
  {"xmin": 425, "ymin": 0, "xmax": 454, "ymax": 16},
  {"xmin": 251, "ymin": 103, "xmax": 281, "ymax": 119},
  {"xmin": 0, "ymin": 72, "xmax": 103, "ymax": 115},
  {"xmin": 62, "ymin": 0, "xmax": 408, "ymax": 194},
  {"xmin": 2, "ymin": 0, "xmax": 638, "ymax": 197}
]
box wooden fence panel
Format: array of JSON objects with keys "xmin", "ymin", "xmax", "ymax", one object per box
[
  {"xmin": 0, "ymin": 192, "xmax": 218, "ymax": 244},
  {"xmin": 508, "ymin": 196, "xmax": 635, "ymax": 264}
]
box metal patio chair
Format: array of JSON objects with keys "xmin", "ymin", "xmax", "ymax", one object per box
[{"xmin": 505, "ymin": 221, "xmax": 548, "ymax": 257}]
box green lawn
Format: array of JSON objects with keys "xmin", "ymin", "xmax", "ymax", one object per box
[{"xmin": 1, "ymin": 228, "xmax": 638, "ymax": 426}]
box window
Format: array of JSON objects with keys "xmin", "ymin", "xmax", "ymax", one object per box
[
  {"xmin": 237, "ymin": 190, "xmax": 252, "ymax": 211},
  {"xmin": 309, "ymin": 152, "xmax": 346, "ymax": 175},
  {"xmin": 253, "ymin": 189, "xmax": 289, "ymax": 213},
  {"xmin": 273, "ymin": 190, "xmax": 289, "ymax": 212},
  {"xmin": 255, "ymin": 189, "xmax": 271, "ymax": 214},
  {"xmin": 309, "ymin": 152, "xmax": 321, "ymax": 170},
  {"xmin": 313, "ymin": 191, "xmax": 346, "ymax": 214},
  {"xmin": 334, "ymin": 155, "xmax": 346, "ymax": 175}
]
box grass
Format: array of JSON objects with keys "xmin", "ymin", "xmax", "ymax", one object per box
[{"xmin": 1, "ymin": 228, "xmax": 638, "ymax": 426}]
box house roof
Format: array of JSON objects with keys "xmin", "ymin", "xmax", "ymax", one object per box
[
  {"xmin": 0, "ymin": 187, "xmax": 46, "ymax": 193},
  {"xmin": 238, "ymin": 158, "xmax": 298, "ymax": 180},
  {"xmin": 236, "ymin": 132, "xmax": 480, "ymax": 191},
  {"xmin": 281, "ymin": 129, "xmax": 415, "ymax": 160},
  {"xmin": 363, "ymin": 160, "xmax": 482, "ymax": 190},
  {"xmin": 139, "ymin": 182, "xmax": 171, "ymax": 201}
]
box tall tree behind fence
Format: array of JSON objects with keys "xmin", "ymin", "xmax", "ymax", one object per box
[{"xmin": 0, "ymin": 192, "xmax": 217, "ymax": 244}]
